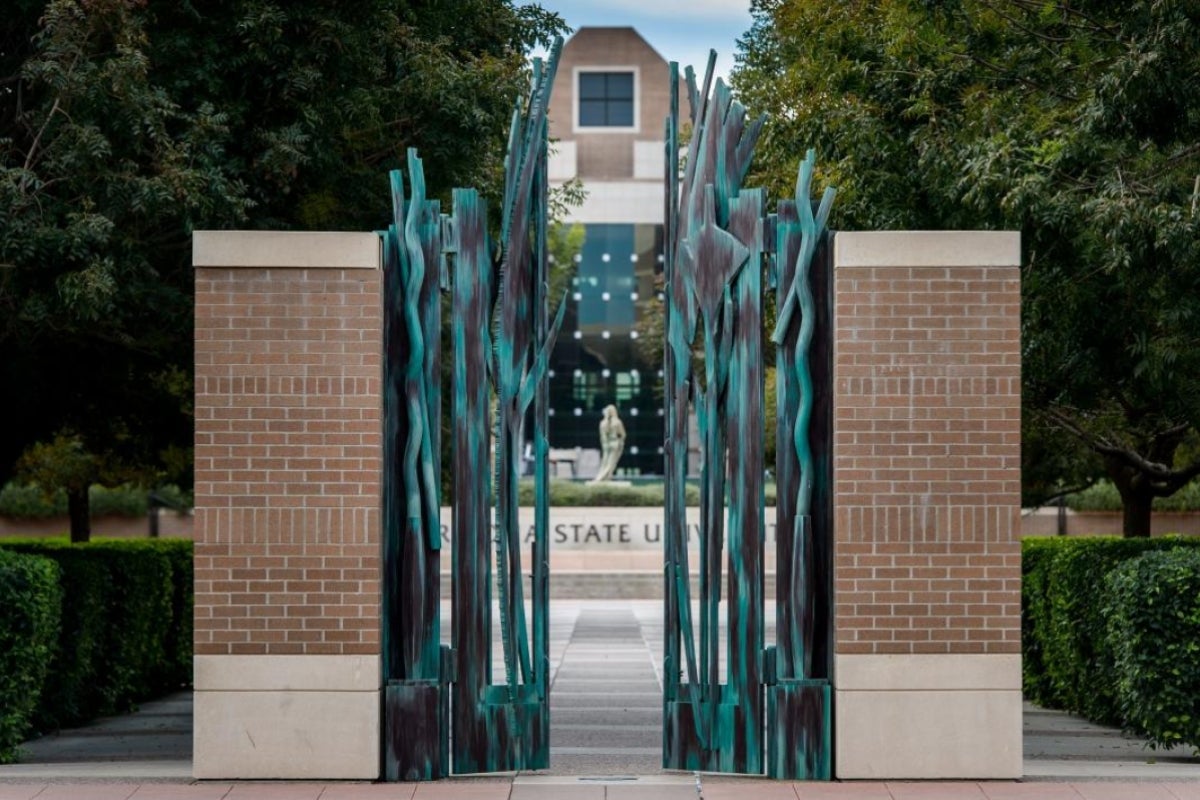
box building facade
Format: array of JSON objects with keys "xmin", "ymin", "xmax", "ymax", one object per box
[{"xmin": 545, "ymin": 27, "xmax": 681, "ymax": 476}]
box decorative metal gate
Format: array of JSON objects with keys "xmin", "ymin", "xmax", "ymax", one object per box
[
  {"xmin": 379, "ymin": 43, "xmax": 834, "ymax": 781},
  {"xmin": 661, "ymin": 54, "xmax": 836, "ymax": 779},
  {"xmin": 381, "ymin": 41, "xmax": 563, "ymax": 781}
]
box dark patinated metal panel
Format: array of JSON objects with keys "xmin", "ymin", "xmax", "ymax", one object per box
[
  {"xmin": 768, "ymin": 153, "xmax": 836, "ymax": 779},
  {"xmin": 662, "ymin": 51, "xmax": 768, "ymax": 773},
  {"xmin": 384, "ymin": 681, "xmax": 444, "ymax": 781},
  {"xmin": 767, "ymin": 681, "xmax": 831, "ymax": 779},
  {"xmin": 449, "ymin": 187, "xmax": 495, "ymax": 774},
  {"xmin": 450, "ymin": 42, "xmax": 563, "ymax": 775},
  {"xmin": 382, "ymin": 150, "xmax": 447, "ymax": 781}
]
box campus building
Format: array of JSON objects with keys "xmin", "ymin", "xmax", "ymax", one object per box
[{"xmin": 544, "ymin": 27, "xmax": 676, "ymax": 476}]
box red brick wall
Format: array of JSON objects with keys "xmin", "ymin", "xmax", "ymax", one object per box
[
  {"xmin": 832, "ymin": 237, "xmax": 1021, "ymax": 655},
  {"xmin": 548, "ymin": 27, "xmax": 682, "ymax": 181},
  {"xmin": 194, "ymin": 263, "xmax": 382, "ymax": 656}
]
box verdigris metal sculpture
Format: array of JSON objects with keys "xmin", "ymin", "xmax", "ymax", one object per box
[
  {"xmin": 662, "ymin": 49, "xmax": 768, "ymax": 774},
  {"xmin": 453, "ymin": 39, "xmax": 565, "ymax": 773},
  {"xmin": 382, "ymin": 38, "xmax": 564, "ymax": 779},
  {"xmin": 768, "ymin": 149, "xmax": 835, "ymax": 780},
  {"xmin": 381, "ymin": 39, "xmax": 832, "ymax": 781},
  {"xmin": 381, "ymin": 147, "xmax": 446, "ymax": 781},
  {"xmin": 662, "ymin": 51, "xmax": 835, "ymax": 779}
]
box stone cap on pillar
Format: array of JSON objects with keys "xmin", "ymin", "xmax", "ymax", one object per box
[
  {"xmin": 834, "ymin": 230, "xmax": 1020, "ymax": 268},
  {"xmin": 193, "ymin": 230, "xmax": 381, "ymax": 270}
]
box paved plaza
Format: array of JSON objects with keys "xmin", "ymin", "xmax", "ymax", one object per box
[{"xmin": 2, "ymin": 601, "xmax": 1198, "ymax": 798}]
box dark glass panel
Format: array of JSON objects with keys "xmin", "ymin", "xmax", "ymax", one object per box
[
  {"xmin": 579, "ymin": 99, "xmax": 607, "ymax": 127},
  {"xmin": 607, "ymin": 100, "xmax": 634, "ymax": 127},
  {"xmin": 578, "ymin": 72, "xmax": 608, "ymax": 99},
  {"xmin": 607, "ymin": 72, "xmax": 634, "ymax": 100}
]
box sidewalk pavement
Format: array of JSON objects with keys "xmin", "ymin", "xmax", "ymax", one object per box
[
  {"xmin": 2, "ymin": 776, "xmax": 1200, "ymax": 799},
  {"xmin": 2, "ymin": 602, "xmax": 1198, "ymax": 798},
  {"xmin": 4, "ymin": 696, "xmax": 1198, "ymax": 800}
]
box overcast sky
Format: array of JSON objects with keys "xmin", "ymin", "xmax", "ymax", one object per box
[{"xmin": 525, "ymin": 0, "xmax": 755, "ymax": 84}]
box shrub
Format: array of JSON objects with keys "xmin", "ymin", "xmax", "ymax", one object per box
[
  {"xmin": 1022, "ymin": 536, "xmax": 1200, "ymax": 725},
  {"xmin": 0, "ymin": 550, "xmax": 61, "ymax": 763},
  {"xmin": 0, "ymin": 539, "xmax": 187, "ymax": 731},
  {"xmin": 515, "ymin": 478, "xmax": 776, "ymax": 507},
  {"xmin": 1020, "ymin": 537, "xmax": 1059, "ymax": 705},
  {"xmin": 1066, "ymin": 479, "xmax": 1200, "ymax": 512},
  {"xmin": 0, "ymin": 482, "xmax": 63, "ymax": 518},
  {"xmin": 87, "ymin": 542, "xmax": 173, "ymax": 714},
  {"xmin": 143, "ymin": 539, "xmax": 194, "ymax": 692},
  {"xmin": 0, "ymin": 542, "xmax": 109, "ymax": 730},
  {"xmin": 89, "ymin": 484, "xmax": 148, "ymax": 517},
  {"xmin": 0, "ymin": 482, "xmax": 193, "ymax": 519},
  {"xmin": 1041, "ymin": 538, "xmax": 1161, "ymax": 722},
  {"xmin": 1106, "ymin": 549, "xmax": 1200, "ymax": 751},
  {"xmin": 151, "ymin": 484, "xmax": 193, "ymax": 511}
]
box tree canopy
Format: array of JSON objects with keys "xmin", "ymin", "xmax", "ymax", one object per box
[
  {"xmin": 0, "ymin": 0, "xmax": 566, "ymax": 538},
  {"xmin": 735, "ymin": 0, "xmax": 1200, "ymax": 536}
]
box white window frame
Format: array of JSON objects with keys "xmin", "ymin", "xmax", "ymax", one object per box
[{"xmin": 573, "ymin": 66, "xmax": 640, "ymax": 134}]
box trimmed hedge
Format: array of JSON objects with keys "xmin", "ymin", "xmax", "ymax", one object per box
[
  {"xmin": 150, "ymin": 539, "xmax": 195, "ymax": 693},
  {"xmin": 0, "ymin": 550, "xmax": 61, "ymax": 763},
  {"xmin": 1019, "ymin": 537, "xmax": 1059, "ymax": 704},
  {"xmin": 1067, "ymin": 480, "xmax": 1200, "ymax": 513},
  {"xmin": 0, "ymin": 539, "xmax": 192, "ymax": 736},
  {"xmin": 515, "ymin": 479, "xmax": 778, "ymax": 507},
  {"xmin": 0, "ymin": 482, "xmax": 192, "ymax": 519},
  {"xmin": 1023, "ymin": 536, "xmax": 1200, "ymax": 749},
  {"xmin": 1107, "ymin": 549, "xmax": 1200, "ymax": 750}
]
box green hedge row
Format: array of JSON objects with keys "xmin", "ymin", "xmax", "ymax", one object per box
[
  {"xmin": 0, "ymin": 550, "xmax": 61, "ymax": 763},
  {"xmin": 1066, "ymin": 480, "xmax": 1200, "ymax": 513},
  {"xmin": 0, "ymin": 483, "xmax": 192, "ymax": 519},
  {"xmin": 514, "ymin": 479, "xmax": 778, "ymax": 507},
  {"xmin": 1023, "ymin": 536, "xmax": 1200, "ymax": 750},
  {"xmin": 1108, "ymin": 549, "xmax": 1200, "ymax": 750},
  {"xmin": 0, "ymin": 539, "xmax": 193, "ymax": 756}
]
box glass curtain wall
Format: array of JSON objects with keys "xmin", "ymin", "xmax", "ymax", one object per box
[{"xmin": 547, "ymin": 223, "xmax": 665, "ymax": 476}]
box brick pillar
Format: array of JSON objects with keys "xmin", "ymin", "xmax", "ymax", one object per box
[
  {"xmin": 830, "ymin": 232, "xmax": 1022, "ymax": 779},
  {"xmin": 192, "ymin": 231, "xmax": 383, "ymax": 779}
]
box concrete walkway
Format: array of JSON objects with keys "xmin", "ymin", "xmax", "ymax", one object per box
[
  {"xmin": 2, "ymin": 601, "xmax": 1198, "ymax": 798},
  {"xmin": 3, "ymin": 774, "xmax": 1200, "ymax": 799}
]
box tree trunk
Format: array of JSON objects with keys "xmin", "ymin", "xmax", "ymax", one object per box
[
  {"xmin": 1106, "ymin": 460, "xmax": 1153, "ymax": 538},
  {"xmin": 1119, "ymin": 492, "xmax": 1153, "ymax": 538},
  {"xmin": 67, "ymin": 486, "xmax": 91, "ymax": 543}
]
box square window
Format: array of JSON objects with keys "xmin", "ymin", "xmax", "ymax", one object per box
[{"xmin": 577, "ymin": 71, "xmax": 635, "ymax": 128}]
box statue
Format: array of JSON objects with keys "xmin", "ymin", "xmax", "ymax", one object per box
[{"xmin": 589, "ymin": 404, "xmax": 626, "ymax": 483}]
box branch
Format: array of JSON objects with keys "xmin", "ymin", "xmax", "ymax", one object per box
[
  {"xmin": 20, "ymin": 96, "xmax": 61, "ymax": 175},
  {"xmin": 1003, "ymin": 0, "xmax": 1122, "ymax": 39},
  {"xmin": 950, "ymin": 51, "xmax": 1078, "ymax": 102},
  {"xmin": 972, "ymin": 0, "xmax": 1074, "ymax": 44},
  {"xmin": 1043, "ymin": 405, "xmax": 1199, "ymax": 483},
  {"xmin": 1135, "ymin": 144, "xmax": 1200, "ymax": 184},
  {"xmin": 1148, "ymin": 462, "xmax": 1200, "ymax": 496},
  {"xmin": 19, "ymin": 51, "xmax": 82, "ymax": 181},
  {"xmin": 1026, "ymin": 479, "xmax": 1100, "ymax": 511}
]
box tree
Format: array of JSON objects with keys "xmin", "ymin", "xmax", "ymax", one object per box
[
  {"xmin": 1, "ymin": 0, "xmax": 567, "ymax": 533},
  {"xmin": 735, "ymin": 0, "xmax": 1200, "ymax": 536},
  {"xmin": 1, "ymin": 0, "xmax": 246, "ymax": 528},
  {"xmin": 17, "ymin": 433, "xmax": 98, "ymax": 542},
  {"xmin": 144, "ymin": 0, "xmax": 567, "ymax": 230}
]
